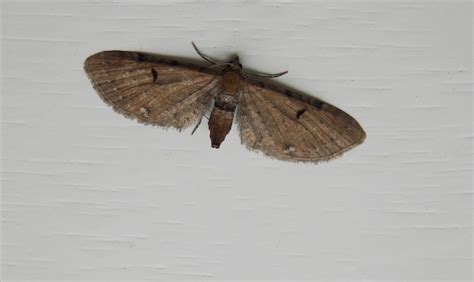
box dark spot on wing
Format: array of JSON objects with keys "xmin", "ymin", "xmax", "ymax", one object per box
[
  {"xmin": 296, "ymin": 108, "xmax": 306, "ymax": 119},
  {"xmin": 283, "ymin": 143, "xmax": 296, "ymax": 153},
  {"xmin": 151, "ymin": 68, "xmax": 158, "ymax": 82},
  {"xmin": 313, "ymin": 100, "xmax": 323, "ymax": 110},
  {"xmin": 282, "ymin": 89, "xmax": 324, "ymax": 110},
  {"xmin": 137, "ymin": 53, "xmax": 145, "ymax": 62}
]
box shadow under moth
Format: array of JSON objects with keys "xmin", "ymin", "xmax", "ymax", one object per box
[{"xmin": 84, "ymin": 43, "xmax": 366, "ymax": 163}]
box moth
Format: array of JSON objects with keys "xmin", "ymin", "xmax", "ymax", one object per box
[{"xmin": 84, "ymin": 43, "xmax": 365, "ymax": 163}]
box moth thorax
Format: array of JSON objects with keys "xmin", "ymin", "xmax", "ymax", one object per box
[{"xmin": 221, "ymin": 71, "xmax": 241, "ymax": 94}]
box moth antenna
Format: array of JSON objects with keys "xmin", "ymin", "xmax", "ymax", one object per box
[
  {"xmin": 244, "ymin": 70, "xmax": 288, "ymax": 79},
  {"xmin": 191, "ymin": 42, "xmax": 220, "ymax": 65}
]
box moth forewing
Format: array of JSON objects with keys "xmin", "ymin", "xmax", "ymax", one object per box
[
  {"xmin": 84, "ymin": 51, "xmax": 219, "ymax": 129},
  {"xmin": 236, "ymin": 81, "xmax": 365, "ymax": 162}
]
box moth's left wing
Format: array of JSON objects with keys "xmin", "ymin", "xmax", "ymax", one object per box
[
  {"xmin": 84, "ymin": 51, "xmax": 220, "ymax": 129},
  {"xmin": 237, "ymin": 81, "xmax": 366, "ymax": 163}
]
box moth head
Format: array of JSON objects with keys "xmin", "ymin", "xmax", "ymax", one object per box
[
  {"xmin": 191, "ymin": 43, "xmax": 287, "ymax": 78},
  {"xmin": 228, "ymin": 55, "xmax": 288, "ymax": 79}
]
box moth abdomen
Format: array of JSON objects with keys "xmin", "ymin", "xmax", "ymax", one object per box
[
  {"xmin": 207, "ymin": 71, "xmax": 242, "ymax": 148},
  {"xmin": 208, "ymin": 108, "xmax": 234, "ymax": 148},
  {"xmin": 214, "ymin": 94, "xmax": 238, "ymax": 111}
]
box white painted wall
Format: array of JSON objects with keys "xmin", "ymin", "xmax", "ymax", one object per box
[{"xmin": 1, "ymin": 0, "xmax": 472, "ymax": 280}]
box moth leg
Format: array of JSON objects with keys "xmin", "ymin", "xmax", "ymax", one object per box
[
  {"xmin": 191, "ymin": 96, "xmax": 214, "ymax": 134},
  {"xmin": 191, "ymin": 116, "xmax": 203, "ymax": 135},
  {"xmin": 191, "ymin": 42, "xmax": 221, "ymax": 65},
  {"xmin": 190, "ymin": 112, "xmax": 213, "ymax": 134}
]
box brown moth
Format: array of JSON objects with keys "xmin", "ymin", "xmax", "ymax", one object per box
[{"xmin": 84, "ymin": 43, "xmax": 365, "ymax": 163}]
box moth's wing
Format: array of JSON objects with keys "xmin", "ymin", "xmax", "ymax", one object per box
[
  {"xmin": 237, "ymin": 81, "xmax": 366, "ymax": 163},
  {"xmin": 84, "ymin": 51, "xmax": 220, "ymax": 129}
]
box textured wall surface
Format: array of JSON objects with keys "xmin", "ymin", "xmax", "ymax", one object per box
[{"xmin": 1, "ymin": 0, "xmax": 472, "ymax": 280}]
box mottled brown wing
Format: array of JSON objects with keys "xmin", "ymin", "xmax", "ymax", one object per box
[
  {"xmin": 237, "ymin": 81, "xmax": 366, "ymax": 163},
  {"xmin": 84, "ymin": 51, "xmax": 220, "ymax": 129}
]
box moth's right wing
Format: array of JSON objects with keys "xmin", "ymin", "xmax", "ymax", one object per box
[
  {"xmin": 84, "ymin": 51, "xmax": 220, "ymax": 129},
  {"xmin": 237, "ymin": 81, "xmax": 366, "ymax": 163}
]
